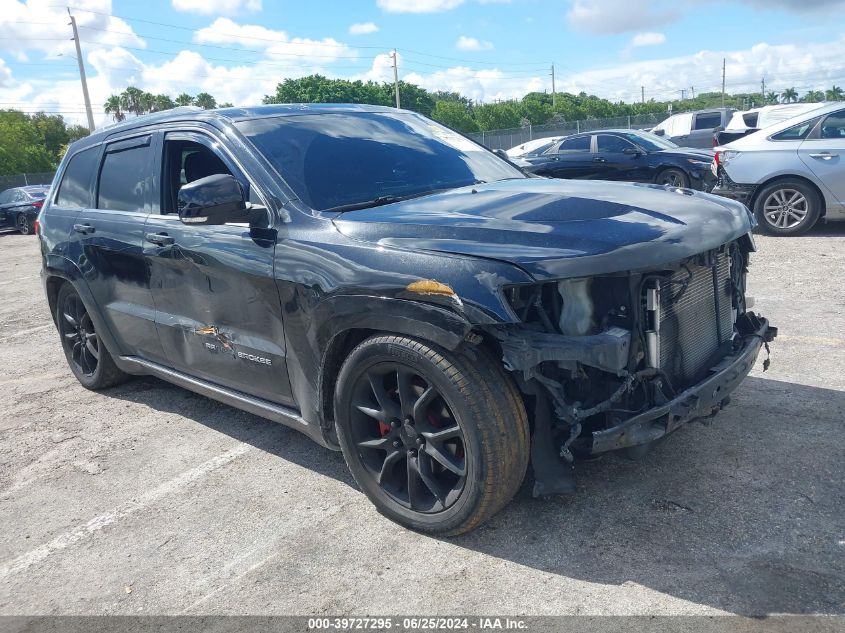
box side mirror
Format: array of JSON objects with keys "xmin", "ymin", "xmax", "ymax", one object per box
[
  {"xmin": 178, "ymin": 174, "xmax": 252, "ymax": 226},
  {"xmin": 494, "ymin": 148, "xmax": 509, "ymax": 160},
  {"xmin": 623, "ymin": 147, "xmax": 642, "ymax": 156},
  {"xmin": 653, "ymin": 129, "xmax": 665, "ymax": 137}
]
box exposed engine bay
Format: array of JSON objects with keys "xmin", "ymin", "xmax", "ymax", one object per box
[{"xmin": 489, "ymin": 238, "xmax": 777, "ymax": 496}]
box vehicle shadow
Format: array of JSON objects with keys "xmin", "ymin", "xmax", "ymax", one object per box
[
  {"xmin": 105, "ymin": 375, "xmax": 356, "ymax": 487},
  {"xmin": 105, "ymin": 373, "xmax": 844, "ymax": 616}
]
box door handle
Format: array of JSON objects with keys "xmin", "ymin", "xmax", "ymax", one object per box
[
  {"xmin": 145, "ymin": 232, "xmax": 174, "ymax": 246},
  {"xmin": 809, "ymin": 152, "xmax": 838, "ymax": 160},
  {"xmin": 73, "ymin": 223, "xmax": 95, "ymax": 235},
  {"xmin": 593, "ymin": 157, "xmax": 607, "ymax": 163}
]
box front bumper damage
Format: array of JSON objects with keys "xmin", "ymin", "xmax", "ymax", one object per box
[
  {"xmin": 711, "ymin": 166, "xmax": 757, "ymax": 207},
  {"xmin": 494, "ymin": 311, "xmax": 776, "ymax": 496}
]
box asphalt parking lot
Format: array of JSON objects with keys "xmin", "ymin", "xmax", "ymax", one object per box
[{"xmin": 0, "ymin": 227, "xmax": 843, "ymax": 616}]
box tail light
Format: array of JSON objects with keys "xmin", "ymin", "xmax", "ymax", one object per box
[
  {"xmin": 33, "ymin": 219, "xmax": 40, "ymax": 235},
  {"xmin": 31, "ymin": 200, "xmax": 43, "ymax": 209}
]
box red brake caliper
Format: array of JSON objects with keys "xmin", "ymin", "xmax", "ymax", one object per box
[{"xmin": 378, "ymin": 421, "xmax": 391, "ymax": 437}]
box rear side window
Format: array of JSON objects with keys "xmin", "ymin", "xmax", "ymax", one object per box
[
  {"xmin": 597, "ymin": 135, "xmax": 635, "ymax": 152},
  {"xmin": 771, "ymin": 117, "xmax": 821, "ymax": 141},
  {"xmin": 556, "ymin": 136, "xmax": 591, "ymax": 152},
  {"xmin": 820, "ymin": 112, "xmax": 845, "ymax": 139},
  {"xmin": 97, "ymin": 137, "xmax": 152, "ymax": 212},
  {"xmin": 56, "ymin": 147, "xmax": 99, "ymax": 208},
  {"xmin": 694, "ymin": 112, "xmax": 722, "ymax": 130}
]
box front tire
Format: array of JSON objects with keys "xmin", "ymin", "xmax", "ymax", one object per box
[
  {"xmin": 56, "ymin": 284, "xmax": 128, "ymax": 390},
  {"xmin": 334, "ymin": 335, "xmax": 529, "ymax": 535},
  {"xmin": 753, "ymin": 179, "xmax": 821, "ymax": 236},
  {"xmin": 655, "ymin": 168, "xmax": 690, "ymax": 188}
]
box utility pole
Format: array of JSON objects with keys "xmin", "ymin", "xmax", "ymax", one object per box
[
  {"xmin": 690, "ymin": 85, "xmax": 695, "ymax": 99},
  {"xmin": 721, "ymin": 58, "xmax": 726, "ymax": 108},
  {"xmin": 761, "ymin": 76, "xmax": 766, "ymax": 102},
  {"xmin": 680, "ymin": 88, "xmax": 686, "ymax": 101},
  {"xmin": 391, "ymin": 49, "xmax": 400, "ymax": 109},
  {"xmin": 68, "ymin": 9, "xmax": 95, "ymax": 131},
  {"xmin": 551, "ymin": 64, "xmax": 556, "ymax": 107},
  {"xmin": 641, "ymin": 86, "xmax": 644, "ymax": 104}
]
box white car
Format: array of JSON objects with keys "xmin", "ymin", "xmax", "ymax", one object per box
[
  {"xmin": 505, "ymin": 136, "xmax": 562, "ymax": 158},
  {"xmin": 712, "ymin": 102, "xmax": 845, "ymax": 236}
]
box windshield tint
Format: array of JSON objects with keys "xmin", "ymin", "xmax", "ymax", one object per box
[
  {"xmin": 236, "ymin": 111, "xmax": 525, "ymax": 211},
  {"xmin": 623, "ymin": 131, "xmax": 678, "ymax": 151}
]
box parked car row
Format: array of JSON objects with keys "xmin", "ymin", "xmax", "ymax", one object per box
[
  {"xmin": 511, "ymin": 129, "xmax": 715, "ymax": 190},
  {"xmin": 0, "ymin": 185, "xmax": 49, "ymax": 234}
]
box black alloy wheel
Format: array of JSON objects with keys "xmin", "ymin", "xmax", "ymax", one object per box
[
  {"xmin": 335, "ymin": 335, "xmax": 530, "ymax": 535},
  {"xmin": 56, "ymin": 284, "xmax": 128, "ymax": 390},
  {"xmin": 16, "ymin": 214, "xmax": 31, "ymax": 235},
  {"xmin": 656, "ymin": 168, "xmax": 690, "ymax": 188},
  {"xmin": 349, "ymin": 362, "xmax": 467, "ymax": 513}
]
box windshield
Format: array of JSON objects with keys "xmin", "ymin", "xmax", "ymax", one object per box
[
  {"xmin": 623, "ymin": 131, "xmax": 679, "ymax": 152},
  {"xmin": 27, "ymin": 190, "xmax": 47, "ymax": 199},
  {"xmin": 236, "ymin": 111, "xmax": 525, "ymax": 211}
]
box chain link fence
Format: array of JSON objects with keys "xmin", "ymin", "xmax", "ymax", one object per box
[
  {"xmin": 467, "ymin": 113, "xmax": 666, "ymax": 150},
  {"xmin": 0, "ymin": 172, "xmax": 55, "ymax": 191}
]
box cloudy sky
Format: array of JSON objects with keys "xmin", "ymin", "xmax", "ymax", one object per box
[{"xmin": 1, "ymin": 0, "xmax": 844, "ymax": 126}]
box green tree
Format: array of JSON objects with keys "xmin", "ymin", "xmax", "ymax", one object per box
[
  {"xmin": 152, "ymin": 94, "xmax": 176, "ymax": 112},
  {"xmin": 765, "ymin": 91, "xmax": 779, "ymax": 104},
  {"xmin": 219, "ymin": 102, "xmax": 234, "ymax": 108},
  {"xmin": 803, "ymin": 90, "xmax": 825, "ymax": 103},
  {"xmin": 104, "ymin": 95, "xmax": 124, "ymax": 122},
  {"xmin": 175, "ymin": 93, "xmax": 194, "ymax": 106},
  {"xmin": 431, "ymin": 100, "xmax": 478, "ymax": 132},
  {"xmin": 781, "ymin": 87, "xmax": 798, "ymax": 103},
  {"xmin": 826, "ymin": 85, "xmax": 844, "ymax": 101},
  {"xmin": 119, "ymin": 86, "xmax": 146, "ymax": 116},
  {"xmin": 194, "ymin": 92, "xmax": 217, "ymax": 109},
  {"xmin": 0, "ymin": 110, "xmax": 57, "ymax": 175}
]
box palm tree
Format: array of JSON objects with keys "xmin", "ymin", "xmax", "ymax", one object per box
[
  {"xmin": 138, "ymin": 91, "xmax": 155, "ymax": 114},
  {"xmin": 152, "ymin": 94, "xmax": 175, "ymax": 112},
  {"xmin": 765, "ymin": 91, "xmax": 779, "ymax": 104},
  {"xmin": 119, "ymin": 86, "xmax": 145, "ymax": 116},
  {"xmin": 781, "ymin": 87, "xmax": 798, "ymax": 103},
  {"xmin": 194, "ymin": 92, "xmax": 217, "ymax": 110},
  {"xmin": 826, "ymin": 85, "xmax": 844, "ymax": 101},
  {"xmin": 103, "ymin": 95, "xmax": 125, "ymax": 122},
  {"xmin": 219, "ymin": 102, "xmax": 234, "ymax": 108},
  {"xmin": 803, "ymin": 90, "xmax": 825, "ymax": 103},
  {"xmin": 175, "ymin": 93, "xmax": 194, "ymax": 106}
]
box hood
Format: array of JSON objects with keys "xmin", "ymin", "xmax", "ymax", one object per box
[{"xmin": 332, "ymin": 179, "xmax": 753, "ymax": 281}]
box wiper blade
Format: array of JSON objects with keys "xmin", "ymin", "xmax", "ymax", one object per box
[{"xmin": 323, "ymin": 187, "xmax": 454, "ymax": 213}]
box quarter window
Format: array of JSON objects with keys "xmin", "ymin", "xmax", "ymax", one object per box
[
  {"xmin": 55, "ymin": 146, "xmax": 99, "ymax": 209},
  {"xmin": 771, "ymin": 117, "xmax": 822, "ymax": 141},
  {"xmin": 97, "ymin": 139, "xmax": 151, "ymax": 212}
]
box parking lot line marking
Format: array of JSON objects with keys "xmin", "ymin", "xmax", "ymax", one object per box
[
  {"xmin": 777, "ymin": 334, "xmax": 845, "ymax": 347},
  {"xmin": 0, "ymin": 443, "xmax": 252, "ymax": 582}
]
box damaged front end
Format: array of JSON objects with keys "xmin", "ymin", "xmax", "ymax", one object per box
[{"xmin": 488, "ymin": 238, "xmax": 777, "ymax": 496}]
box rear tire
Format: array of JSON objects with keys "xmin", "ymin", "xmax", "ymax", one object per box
[
  {"xmin": 753, "ymin": 179, "xmax": 821, "ymax": 236},
  {"xmin": 334, "ymin": 335, "xmax": 529, "ymax": 535},
  {"xmin": 16, "ymin": 214, "xmax": 31, "ymax": 235},
  {"xmin": 56, "ymin": 283, "xmax": 129, "ymax": 390}
]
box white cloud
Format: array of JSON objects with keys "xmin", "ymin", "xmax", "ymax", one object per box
[
  {"xmin": 567, "ymin": 0, "xmax": 680, "ymax": 35},
  {"xmin": 377, "ymin": 0, "xmax": 464, "ymax": 13},
  {"xmin": 195, "ymin": 18, "xmax": 358, "ymax": 64},
  {"xmin": 0, "ymin": 1, "xmax": 144, "ymax": 57},
  {"xmin": 172, "ymin": 0, "xmax": 261, "ymax": 15},
  {"xmin": 456, "ymin": 36, "xmax": 493, "ymax": 51},
  {"xmin": 0, "ymin": 59, "xmax": 12, "ymax": 87},
  {"xmin": 557, "ymin": 37, "xmax": 845, "ymax": 103},
  {"xmin": 631, "ymin": 32, "xmax": 666, "ymax": 47},
  {"xmin": 349, "ymin": 22, "xmax": 380, "ymax": 35}
]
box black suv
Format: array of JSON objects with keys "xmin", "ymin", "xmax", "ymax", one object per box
[{"xmin": 39, "ymin": 104, "xmax": 775, "ymax": 535}]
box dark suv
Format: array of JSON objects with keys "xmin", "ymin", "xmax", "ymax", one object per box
[{"xmin": 39, "ymin": 104, "xmax": 775, "ymax": 535}]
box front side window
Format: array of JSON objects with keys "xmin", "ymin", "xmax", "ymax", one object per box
[
  {"xmin": 161, "ymin": 140, "xmax": 235, "ymax": 214},
  {"xmin": 0, "ymin": 190, "xmax": 13, "ymax": 205},
  {"xmin": 597, "ymin": 135, "xmax": 635, "ymax": 153},
  {"xmin": 55, "ymin": 147, "xmax": 99, "ymax": 209},
  {"xmin": 622, "ymin": 131, "xmax": 677, "ymax": 151},
  {"xmin": 236, "ymin": 111, "xmax": 525, "ymax": 212},
  {"xmin": 97, "ymin": 139, "xmax": 151, "ymax": 212}
]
